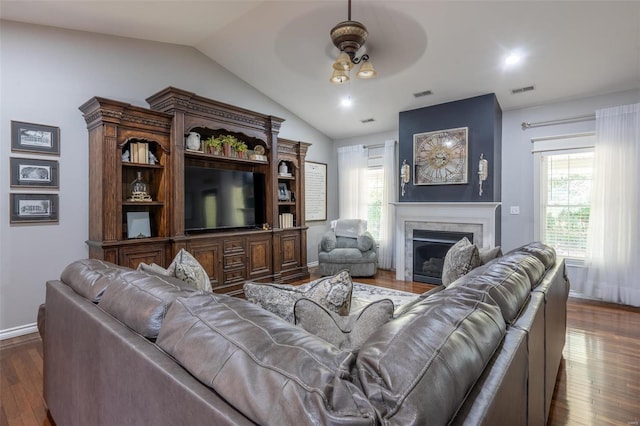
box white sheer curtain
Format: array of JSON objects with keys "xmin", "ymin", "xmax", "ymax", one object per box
[
  {"xmin": 584, "ymin": 103, "xmax": 640, "ymax": 307},
  {"xmin": 337, "ymin": 145, "xmax": 368, "ymax": 219},
  {"xmin": 377, "ymin": 140, "xmax": 396, "ymax": 269}
]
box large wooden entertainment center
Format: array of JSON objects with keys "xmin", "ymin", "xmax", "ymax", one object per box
[{"xmin": 80, "ymin": 87, "xmax": 310, "ymax": 295}]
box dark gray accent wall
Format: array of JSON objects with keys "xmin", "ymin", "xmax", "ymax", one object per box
[{"xmin": 398, "ymin": 93, "xmax": 502, "ymax": 202}]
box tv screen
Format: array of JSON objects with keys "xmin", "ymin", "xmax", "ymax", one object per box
[{"xmin": 184, "ymin": 166, "xmax": 264, "ymax": 232}]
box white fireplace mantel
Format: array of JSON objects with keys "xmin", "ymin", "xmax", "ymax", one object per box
[{"xmin": 391, "ymin": 202, "xmax": 501, "ymax": 281}]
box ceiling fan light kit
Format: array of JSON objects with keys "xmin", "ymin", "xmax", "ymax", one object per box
[{"xmin": 329, "ymin": 0, "xmax": 376, "ymax": 84}]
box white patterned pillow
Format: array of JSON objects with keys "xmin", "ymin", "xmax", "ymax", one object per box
[
  {"xmin": 441, "ymin": 238, "xmax": 481, "ymax": 287},
  {"xmin": 166, "ymin": 249, "xmax": 212, "ymax": 292},
  {"xmin": 244, "ymin": 270, "xmax": 353, "ymax": 323}
]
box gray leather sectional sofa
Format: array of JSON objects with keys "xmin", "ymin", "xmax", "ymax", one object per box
[{"xmin": 41, "ymin": 242, "xmax": 568, "ymax": 425}]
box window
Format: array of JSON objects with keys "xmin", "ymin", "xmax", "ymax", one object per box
[
  {"xmin": 533, "ymin": 133, "xmax": 595, "ymax": 260},
  {"xmin": 366, "ymin": 165, "xmax": 384, "ymax": 241}
]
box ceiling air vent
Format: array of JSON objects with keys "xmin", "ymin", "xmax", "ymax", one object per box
[
  {"xmin": 511, "ymin": 85, "xmax": 535, "ymax": 94},
  {"xmin": 361, "ymin": 118, "xmax": 375, "ymax": 123},
  {"xmin": 413, "ymin": 90, "xmax": 433, "ymax": 98}
]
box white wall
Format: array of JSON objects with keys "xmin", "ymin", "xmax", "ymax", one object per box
[{"xmin": 0, "ymin": 21, "xmax": 334, "ymax": 334}]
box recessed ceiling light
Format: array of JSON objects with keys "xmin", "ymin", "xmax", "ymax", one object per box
[
  {"xmin": 505, "ymin": 53, "xmax": 521, "ymax": 66},
  {"xmin": 341, "ymin": 96, "xmax": 353, "ymax": 108}
]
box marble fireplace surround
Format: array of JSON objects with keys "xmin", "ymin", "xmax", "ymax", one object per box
[{"xmin": 392, "ymin": 202, "xmax": 501, "ymax": 281}]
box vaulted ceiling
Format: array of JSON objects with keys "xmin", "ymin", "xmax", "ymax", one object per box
[{"xmin": 2, "ymin": 1, "xmax": 639, "ymax": 139}]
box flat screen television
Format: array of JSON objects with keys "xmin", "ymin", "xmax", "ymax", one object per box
[{"xmin": 184, "ymin": 166, "xmax": 265, "ymax": 232}]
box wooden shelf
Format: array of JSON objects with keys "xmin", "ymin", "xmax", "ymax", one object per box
[
  {"xmin": 122, "ymin": 162, "xmax": 163, "ymax": 169},
  {"xmin": 185, "ymin": 150, "xmax": 268, "ymax": 165},
  {"xmin": 122, "ymin": 201, "xmax": 164, "ymax": 207}
]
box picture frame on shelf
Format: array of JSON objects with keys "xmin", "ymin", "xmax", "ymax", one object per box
[
  {"xmin": 11, "ymin": 121, "xmax": 60, "ymax": 155},
  {"xmin": 10, "ymin": 157, "xmax": 59, "ymax": 188},
  {"xmin": 278, "ymin": 182, "xmax": 290, "ymax": 201},
  {"xmin": 127, "ymin": 211, "xmax": 151, "ymax": 239},
  {"xmin": 9, "ymin": 193, "xmax": 59, "ymax": 224}
]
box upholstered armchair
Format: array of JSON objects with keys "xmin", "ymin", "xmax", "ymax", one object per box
[{"xmin": 318, "ymin": 219, "xmax": 378, "ymax": 277}]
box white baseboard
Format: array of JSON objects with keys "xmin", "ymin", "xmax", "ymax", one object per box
[
  {"xmin": 307, "ymin": 261, "xmax": 319, "ymax": 268},
  {"xmin": 0, "ymin": 323, "xmax": 38, "ymax": 341}
]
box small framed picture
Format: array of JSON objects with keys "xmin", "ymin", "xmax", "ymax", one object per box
[
  {"xmin": 10, "ymin": 193, "xmax": 59, "ymax": 224},
  {"xmin": 10, "ymin": 157, "xmax": 59, "ymax": 188},
  {"xmin": 127, "ymin": 211, "xmax": 151, "ymax": 239},
  {"xmin": 278, "ymin": 182, "xmax": 290, "ymax": 201},
  {"xmin": 11, "ymin": 121, "xmax": 60, "ymax": 155}
]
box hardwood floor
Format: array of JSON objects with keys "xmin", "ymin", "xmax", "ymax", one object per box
[{"xmin": 1, "ymin": 269, "xmax": 638, "ymax": 426}]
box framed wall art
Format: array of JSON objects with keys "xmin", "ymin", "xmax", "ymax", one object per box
[
  {"xmin": 11, "ymin": 120, "xmax": 60, "ymax": 155},
  {"xmin": 304, "ymin": 161, "xmax": 327, "ymax": 221},
  {"xmin": 10, "ymin": 157, "xmax": 59, "ymax": 188},
  {"xmin": 10, "ymin": 193, "xmax": 59, "ymax": 224},
  {"xmin": 413, "ymin": 127, "xmax": 468, "ymax": 185}
]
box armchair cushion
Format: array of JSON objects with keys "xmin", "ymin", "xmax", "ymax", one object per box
[
  {"xmin": 357, "ymin": 233, "xmax": 375, "ymax": 252},
  {"xmin": 320, "ymin": 231, "xmax": 337, "ymax": 252}
]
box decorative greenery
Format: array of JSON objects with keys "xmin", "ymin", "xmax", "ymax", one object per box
[
  {"xmin": 203, "ymin": 136, "xmax": 223, "ymax": 149},
  {"xmin": 202, "ymin": 134, "xmax": 250, "ymax": 157}
]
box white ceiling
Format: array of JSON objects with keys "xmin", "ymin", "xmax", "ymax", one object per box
[{"xmin": 2, "ymin": 1, "xmax": 639, "ymax": 139}]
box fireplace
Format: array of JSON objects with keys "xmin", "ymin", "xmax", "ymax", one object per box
[
  {"xmin": 392, "ymin": 202, "xmax": 501, "ymax": 281},
  {"xmin": 413, "ymin": 230, "xmax": 474, "ymax": 284}
]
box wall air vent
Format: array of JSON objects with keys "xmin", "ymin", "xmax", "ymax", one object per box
[
  {"xmin": 413, "ymin": 90, "xmax": 433, "ymax": 98},
  {"xmin": 511, "ymin": 85, "xmax": 535, "ymax": 94},
  {"xmin": 361, "ymin": 118, "xmax": 375, "ymax": 123}
]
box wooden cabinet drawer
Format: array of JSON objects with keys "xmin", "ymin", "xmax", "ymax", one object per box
[
  {"xmin": 224, "ymin": 269, "xmax": 245, "ymax": 283},
  {"xmin": 223, "ymin": 238, "xmax": 245, "ymax": 254},
  {"xmin": 224, "ymin": 254, "xmax": 245, "ymax": 269}
]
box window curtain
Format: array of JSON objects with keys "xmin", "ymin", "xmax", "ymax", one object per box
[
  {"xmin": 378, "ymin": 140, "xmax": 396, "ymax": 269},
  {"xmin": 337, "ymin": 145, "xmax": 368, "ymax": 219},
  {"xmin": 584, "ymin": 103, "xmax": 640, "ymax": 307}
]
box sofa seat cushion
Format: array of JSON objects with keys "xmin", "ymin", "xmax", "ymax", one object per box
[
  {"xmin": 294, "ymin": 298, "xmax": 394, "ymax": 351},
  {"xmin": 60, "ymin": 259, "xmax": 129, "ymax": 302},
  {"xmin": 319, "ymin": 248, "xmax": 377, "ymax": 264},
  {"xmin": 244, "ymin": 270, "xmax": 353, "ymax": 323},
  {"xmin": 156, "ymin": 293, "xmax": 377, "ymax": 425},
  {"xmin": 442, "ymin": 237, "xmax": 482, "ymax": 286},
  {"xmin": 98, "ymin": 270, "xmax": 196, "ymax": 338},
  {"xmin": 356, "ymin": 286, "xmax": 506, "ymax": 425}
]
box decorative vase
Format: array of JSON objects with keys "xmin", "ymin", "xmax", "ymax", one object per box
[
  {"xmin": 223, "ymin": 142, "xmax": 232, "ymax": 157},
  {"xmin": 129, "ymin": 171, "xmax": 151, "ymax": 201},
  {"xmin": 185, "ymin": 132, "xmax": 201, "ymax": 151},
  {"xmin": 279, "ymin": 161, "xmax": 289, "ymax": 175}
]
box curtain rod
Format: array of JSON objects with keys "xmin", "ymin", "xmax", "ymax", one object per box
[
  {"xmin": 521, "ymin": 113, "xmax": 595, "ymax": 130},
  {"xmin": 364, "ymin": 143, "xmax": 385, "ymax": 149}
]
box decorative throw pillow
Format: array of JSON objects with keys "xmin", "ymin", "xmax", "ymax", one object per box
[
  {"xmin": 441, "ymin": 237, "xmax": 481, "ymax": 287},
  {"xmin": 294, "ymin": 298, "xmax": 394, "ymax": 351},
  {"xmin": 478, "ymin": 246, "xmax": 503, "ymax": 265},
  {"xmin": 165, "ymin": 249, "xmax": 212, "ymax": 292},
  {"xmin": 244, "ymin": 270, "xmax": 353, "ymax": 323}
]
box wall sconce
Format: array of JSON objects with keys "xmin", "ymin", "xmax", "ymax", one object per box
[
  {"xmin": 400, "ymin": 159, "xmax": 410, "ymax": 196},
  {"xmin": 478, "ymin": 153, "xmax": 488, "ymax": 196}
]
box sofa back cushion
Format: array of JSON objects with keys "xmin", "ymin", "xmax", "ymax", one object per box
[
  {"xmin": 98, "ymin": 270, "xmax": 196, "ymax": 339},
  {"xmin": 449, "ymin": 256, "xmax": 532, "ymax": 324},
  {"xmin": 157, "ymin": 293, "xmax": 377, "ymax": 425},
  {"xmin": 356, "ymin": 286, "xmax": 506, "ymax": 425},
  {"xmin": 60, "ymin": 259, "xmax": 129, "ymax": 302},
  {"xmin": 508, "ymin": 241, "xmax": 556, "ymax": 270}
]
